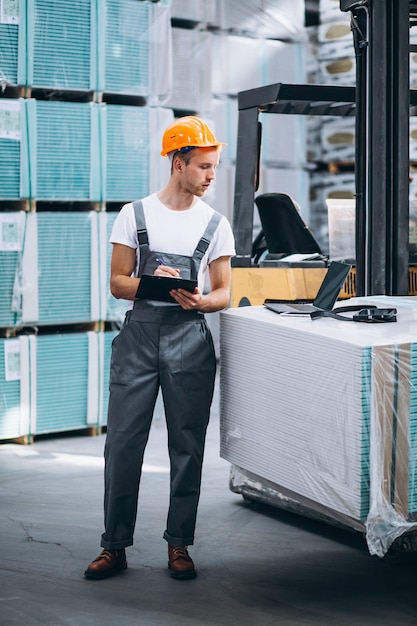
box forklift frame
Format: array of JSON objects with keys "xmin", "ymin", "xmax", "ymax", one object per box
[{"xmin": 232, "ymin": 0, "xmax": 417, "ymax": 297}]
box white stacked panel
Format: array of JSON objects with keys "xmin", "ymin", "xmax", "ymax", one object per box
[
  {"xmin": 216, "ymin": 0, "xmax": 305, "ymax": 41},
  {"xmin": 310, "ymin": 171, "xmax": 355, "ymax": 218},
  {"xmin": 319, "ymin": 56, "xmax": 356, "ymax": 85},
  {"xmin": 321, "ymin": 117, "xmax": 355, "ymax": 162},
  {"xmin": 209, "ymin": 161, "xmax": 235, "ymax": 224},
  {"xmin": 306, "ymin": 116, "xmax": 323, "ymax": 162},
  {"xmin": 410, "ymin": 29, "xmax": 417, "ymax": 89},
  {"xmin": 409, "ymin": 117, "xmax": 417, "ymax": 161},
  {"xmin": 317, "ymin": 19, "xmax": 353, "ymax": 61},
  {"xmin": 220, "ymin": 306, "xmax": 369, "ymax": 521},
  {"xmin": 171, "ymin": 0, "xmax": 205, "ymax": 22},
  {"xmin": 210, "ymin": 98, "xmax": 239, "ymax": 163},
  {"xmin": 259, "ymin": 111, "xmax": 306, "ymax": 168},
  {"xmin": 327, "ymin": 198, "xmax": 356, "ymax": 262},
  {"xmin": 212, "ymin": 35, "xmax": 305, "ymax": 97},
  {"xmin": 305, "ymin": 26, "xmax": 320, "ymax": 84},
  {"xmin": 257, "ymin": 167, "xmax": 310, "ymax": 224},
  {"xmin": 317, "ymin": 1, "xmax": 354, "ymax": 85},
  {"xmin": 263, "ymin": 39, "xmax": 306, "ymax": 88},
  {"xmin": 319, "ymin": 0, "xmax": 348, "ymax": 23},
  {"xmin": 220, "ymin": 301, "xmax": 417, "ymax": 555},
  {"xmin": 165, "ymin": 28, "xmax": 213, "ymax": 113},
  {"xmin": 409, "ymin": 175, "xmax": 417, "ymax": 208}
]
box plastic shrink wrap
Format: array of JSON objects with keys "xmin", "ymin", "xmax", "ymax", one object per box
[
  {"xmin": 220, "ymin": 296, "xmax": 417, "ymax": 557},
  {"xmin": 0, "ymin": 330, "xmax": 117, "ymax": 439},
  {"xmin": 0, "ymin": 0, "xmax": 172, "ymax": 100}
]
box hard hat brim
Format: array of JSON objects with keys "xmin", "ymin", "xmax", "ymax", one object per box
[{"xmin": 161, "ymin": 142, "xmax": 227, "ymax": 157}]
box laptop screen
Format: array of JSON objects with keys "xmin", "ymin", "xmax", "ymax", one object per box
[{"xmin": 314, "ymin": 261, "xmax": 351, "ymax": 310}]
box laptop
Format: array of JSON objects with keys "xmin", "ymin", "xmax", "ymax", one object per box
[{"xmin": 264, "ymin": 261, "xmax": 351, "ymax": 315}]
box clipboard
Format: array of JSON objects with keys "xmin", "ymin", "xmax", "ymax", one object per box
[{"xmin": 135, "ymin": 274, "xmax": 197, "ymax": 303}]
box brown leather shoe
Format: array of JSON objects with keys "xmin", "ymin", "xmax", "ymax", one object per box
[
  {"xmin": 84, "ymin": 549, "xmax": 127, "ymax": 579},
  {"xmin": 168, "ymin": 545, "xmax": 197, "ymax": 580}
]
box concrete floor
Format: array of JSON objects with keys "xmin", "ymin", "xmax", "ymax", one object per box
[{"xmin": 2, "ymin": 381, "xmax": 417, "ymax": 626}]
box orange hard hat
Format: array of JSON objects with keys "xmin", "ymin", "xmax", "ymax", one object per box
[{"xmin": 161, "ymin": 116, "xmax": 226, "ymax": 156}]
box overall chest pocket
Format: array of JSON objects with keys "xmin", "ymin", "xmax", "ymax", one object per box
[{"xmin": 142, "ymin": 253, "xmax": 195, "ymax": 280}]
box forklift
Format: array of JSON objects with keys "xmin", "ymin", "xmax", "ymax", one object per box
[{"xmin": 230, "ymin": 0, "xmax": 417, "ymax": 308}]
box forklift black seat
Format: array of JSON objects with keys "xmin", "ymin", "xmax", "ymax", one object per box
[{"xmin": 255, "ymin": 193, "xmax": 323, "ymax": 257}]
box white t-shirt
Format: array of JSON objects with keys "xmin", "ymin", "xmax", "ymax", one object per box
[{"xmin": 110, "ymin": 193, "xmax": 236, "ymax": 304}]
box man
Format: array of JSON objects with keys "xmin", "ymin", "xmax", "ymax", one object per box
[{"xmin": 85, "ymin": 116, "xmax": 235, "ymax": 581}]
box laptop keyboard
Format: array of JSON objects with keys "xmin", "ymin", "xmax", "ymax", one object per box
[
  {"xmin": 284, "ymin": 302, "xmax": 318, "ymax": 311},
  {"xmin": 264, "ymin": 299, "xmax": 314, "ymax": 305}
]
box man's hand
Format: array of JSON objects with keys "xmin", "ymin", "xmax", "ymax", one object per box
[
  {"xmin": 169, "ymin": 287, "xmax": 203, "ymax": 310},
  {"xmin": 154, "ymin": 263, "xmax": 181, "ymax": 278}
]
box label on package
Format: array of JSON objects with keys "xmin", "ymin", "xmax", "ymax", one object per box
[
  {"xmin": 1, "ymin": 0, "xmax": 19, "ymax": 24},
  {"xmin": 0, "ymin": 100, "xmax": 21, "ymax": 140}
]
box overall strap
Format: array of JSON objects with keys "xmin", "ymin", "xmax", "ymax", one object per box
[
  {"xmin": 132, "ymin": 199, "xmax": 149, "ymax": 276},
  {"xmin": 192, "ymin": 211, "xmax": 222, "ymax": 268}
]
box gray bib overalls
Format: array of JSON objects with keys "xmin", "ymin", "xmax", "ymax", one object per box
[{"xmin": 101, "ymin": 201, "xmax": 221, "ymax": 549}]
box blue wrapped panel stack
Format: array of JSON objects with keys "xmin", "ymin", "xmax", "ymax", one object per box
[
  {"xmin": 36, "ymin": 212, "xmax": 98, "ymax": 325},
  {"xmin": 0, "ymin": 9, "xmax": 19, "ymax": 87},
  {"xmin": 0, "ymin": 99, "xmax": 30, "ymax": 199},
  {"xmin": 98, "ymin": 0, "xmax": 171, "ymax": 101},
  {"xmin": 100, "ymin": 0, "xmax": 149, "ymax": 96},
  {"xmin": 0, "ymin": 331, "xmax": 114, "ymax": 439},
  {"xmin": 0, "ymin": 0, "xmax": 171, "ymax": 97},
  {"xmin": 0, "ymin": 0, "xmax": 95, "ymax": 93},
  {"xmin": 104, "ymin": 104, "xmax": 150, "ymax": 202},
  {"xmin": 0, "ymin": 212, "xmax": 27, "ymax": 327},
  {"xmin": 28, "ymin": 0, "xmax": 95, "ymax": 92},
  {"xmin": 0, "ymin": 338, "xmax": 23, "ymax": 440},
  {"xmin": 101, "ymin": 211, "xmax": 130, "ymax": 324},
  {"xmin": 33, "ymin": 333, "xmax": 90, "ymax": 434},
  {"xmin": 0, "ymin": 246, "xmax": 19, "ymax": 327},
  {"xmin": 27, "ymin": 100, "xmax": 102, "ymax": 201},
  {"xmin": 100, "ymin": 330, "xmax": 118, "ymax": 427}
]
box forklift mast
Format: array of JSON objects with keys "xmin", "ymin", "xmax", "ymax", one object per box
[{"xmin": 232, "ymin": 0, "xmax": 417, "ymax": 297}]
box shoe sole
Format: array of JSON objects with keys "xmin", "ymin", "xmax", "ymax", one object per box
[
  {"xmin": 84, "ymin": 562, "xmax": 127, "ymax": 580},
  {"xmin": 168, "ymin": 564, "xmax": 197, "ymax": 580}
]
